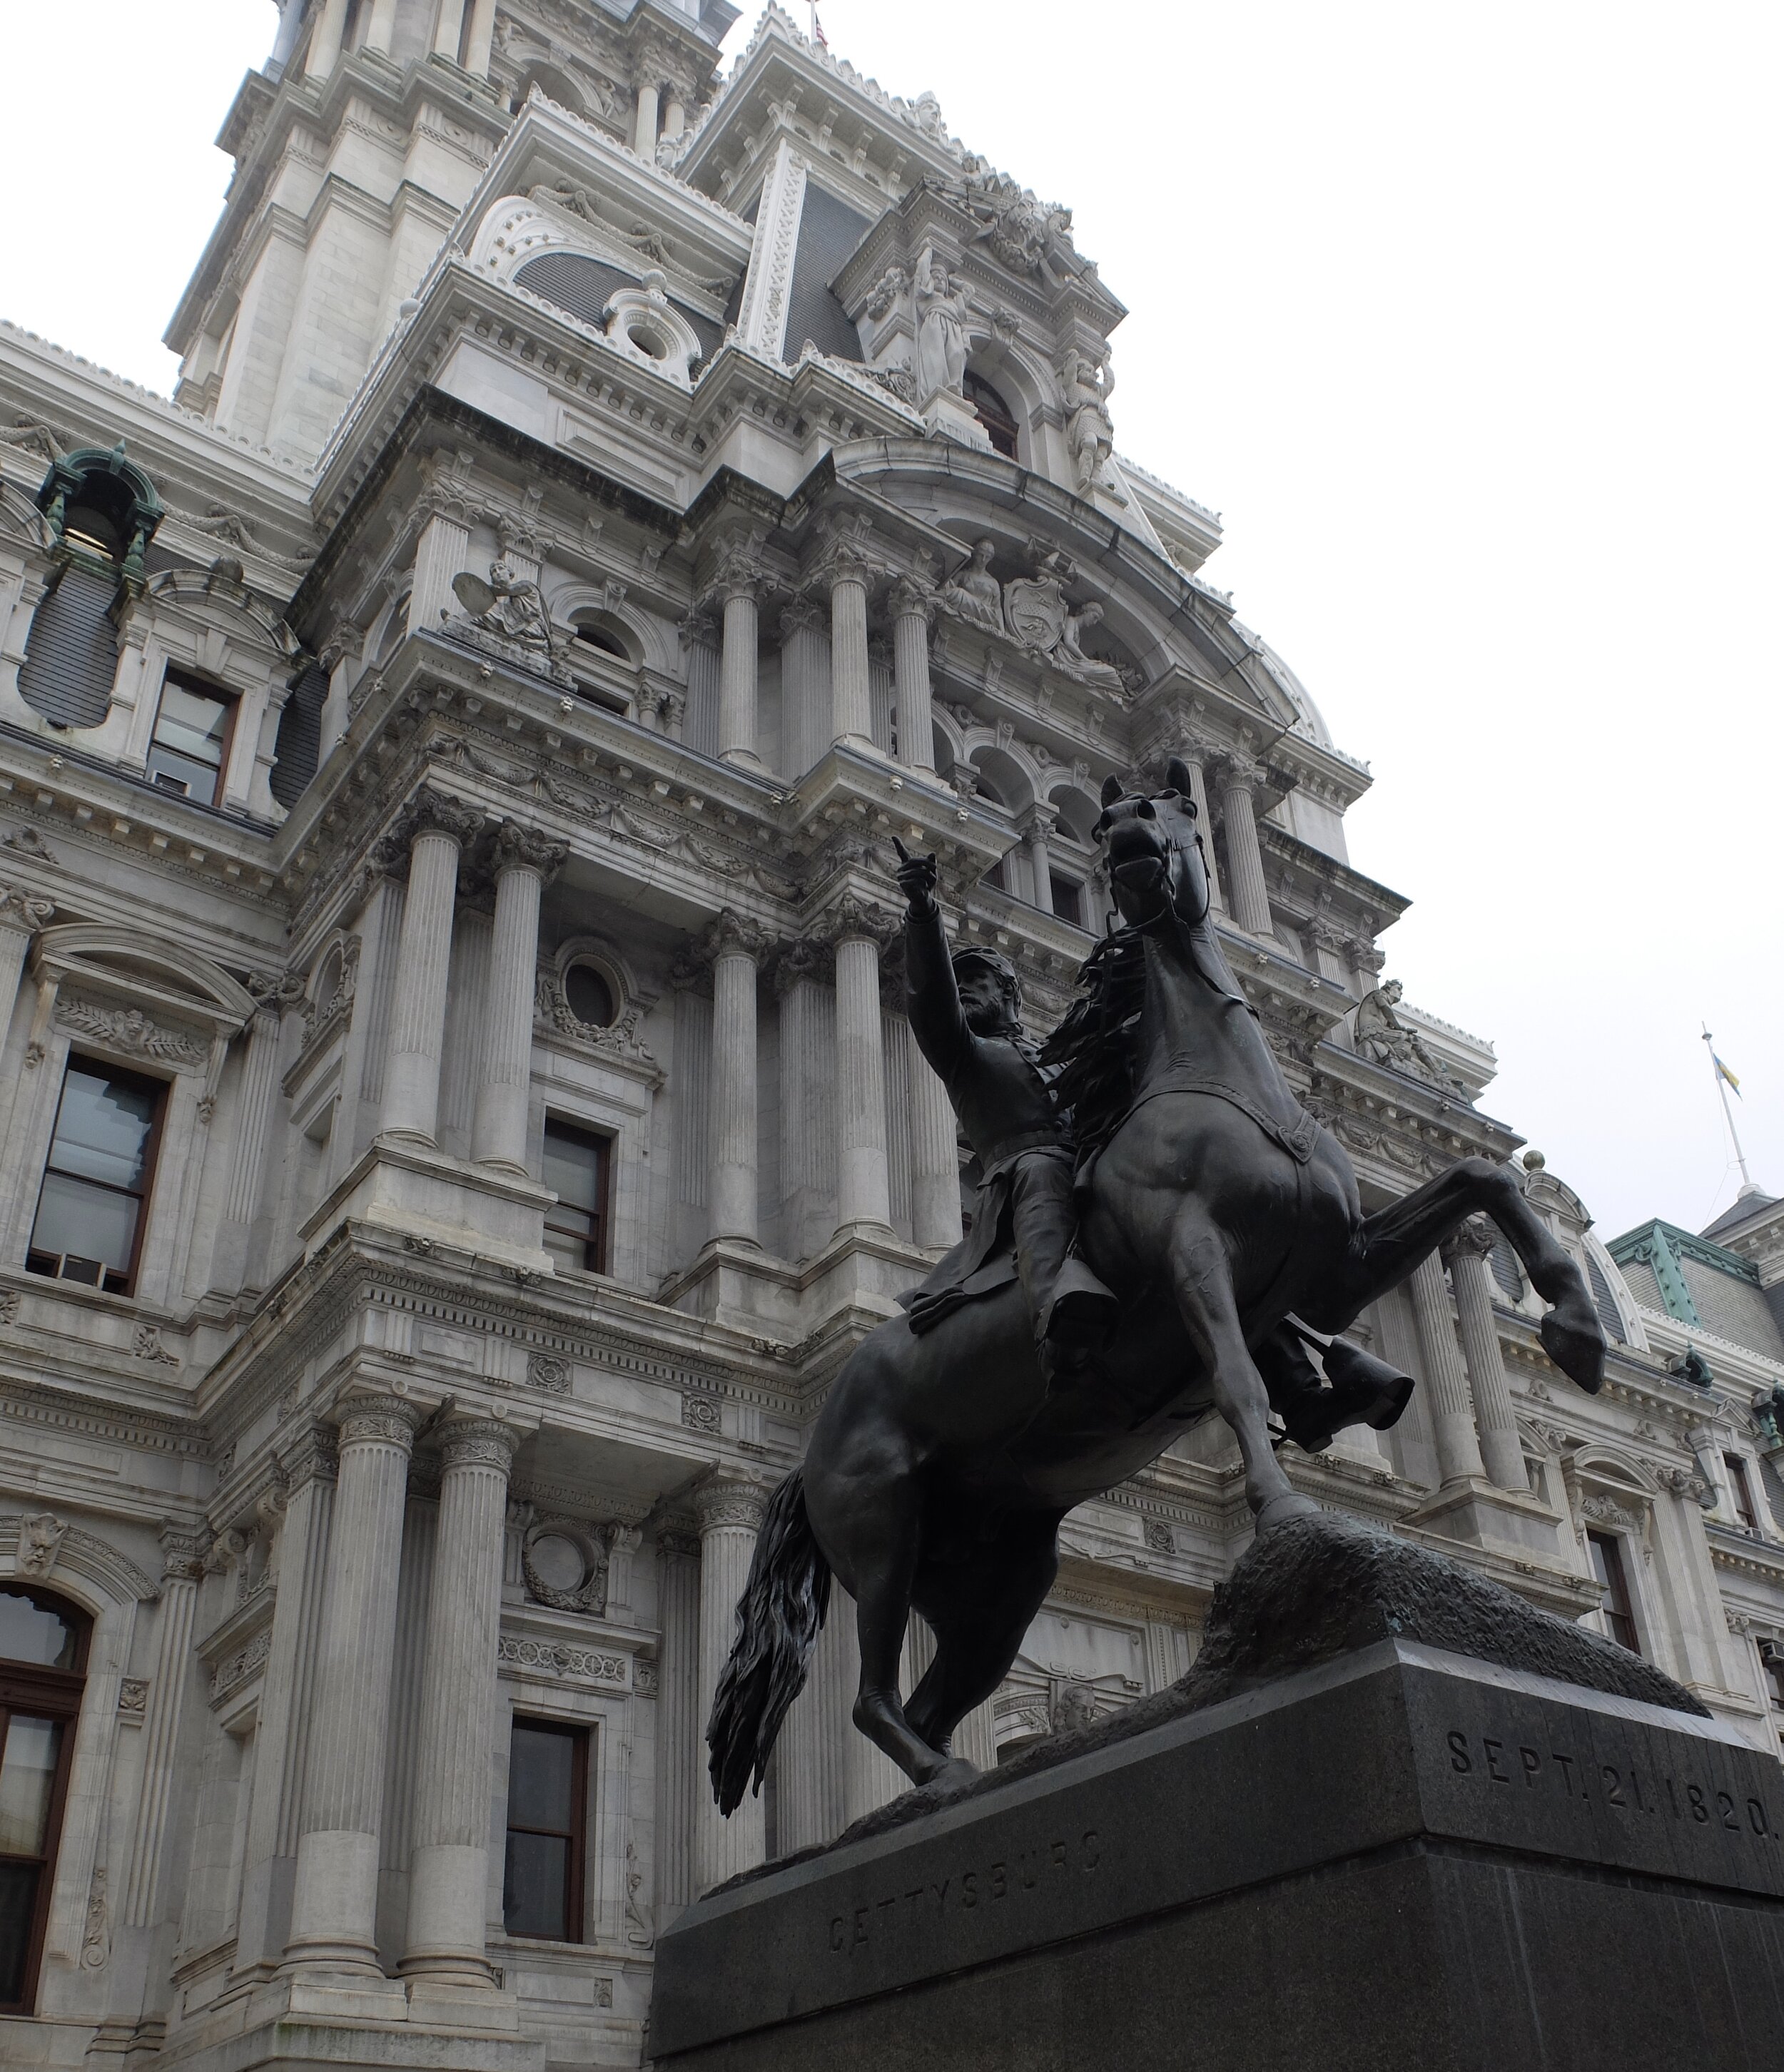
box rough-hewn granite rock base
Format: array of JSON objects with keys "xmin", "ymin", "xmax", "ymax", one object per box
[{"xmin": 651, "ymin": 1517, "xmax": 1784, "ymax": 2071}]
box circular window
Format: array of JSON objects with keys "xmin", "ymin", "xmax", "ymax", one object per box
[
  {"xmin": 564, "ymin": 963, "xmax": 617, "ymax": 1028},
  {"xmin": 627, "ymin": 321, "xmax": 669, "ymax": 360}
]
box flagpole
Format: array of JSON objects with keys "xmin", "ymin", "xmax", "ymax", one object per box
[{"xmin": 1703, "ymin": 1024, "xmax": 1753, "ymax": 1189}]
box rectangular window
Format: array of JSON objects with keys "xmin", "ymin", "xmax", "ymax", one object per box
[
  {"xmin": 1725, "ymin": 1454, "xmax": 1760, "ymax": 1532},
  {"xmin": 502, "ymin": 1717, "xmax": 587, "ymax": 1944},
  {"xmin": 1587, "ymin": 1530, "xmax": 1641, "ymax": 1655},
  {"xmin": 146, "ymin": 669, "xmax": 235, "ymax": 806},
  {"xmin": 27, "ymin": 1057, "xmax": 166, "ymax": 1296},
  {"xmin": 542, "ymin": 1119, "xmax": 612, "ymax": 1276},
  {"xmin": 1049, "ymin": 875, "xmax": 1085, "ymax": 927},
  {"xmin": 0, "ymin": 1593, "xmax": 86, "ymax": 2016}
]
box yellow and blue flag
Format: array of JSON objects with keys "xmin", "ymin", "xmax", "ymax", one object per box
[{"xmin": 1713, "ymin": 1052, "xmax": 1742, "ymax": 1097}]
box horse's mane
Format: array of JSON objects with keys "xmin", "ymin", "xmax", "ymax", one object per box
[{"xmin": 1040, "ymin": 924, "xmax": 1149, "ymax": 1159}]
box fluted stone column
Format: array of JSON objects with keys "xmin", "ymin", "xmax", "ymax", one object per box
[
  {"xmin": 380, "ymin": 791, "xmax": 482, "ymax": 1145},
  {"xmin": 695, "ymin": 1476, "xmax": 770, "ymax": 1891},
  {"xmin": 1408, "ymin": 1250, "xmax": 1486, "ymax": 1487},
  {"xmin": 663, "ymin": 91, "xmax": 686, "ymax": 141},
  {"xmin": 775, "ymin": 939, "xmax": 836, "ymax": 1261},
  {"xmin": 285, "ymin": 1393, "xmax": 420, "ymax": 1973},
  {"xmin": 831, "ymin": 900, "xmax": 892, "ymax": 1235},
  {"xmin": 634, "ymin": 77, "xmax": 661, "ymax": 156},
  {"xmin": 121, "ymin": 1529, "xmax": 203, "ymax": 1927},
  {"xmin": 432, "ymin": 0, "xmax": 466, "ymax": 58},
  {"xmin": 1021, "ymin": 806, "xmax": 1056, "ymax": 915},
  {"xmin": 890, "ymin": 579, "xmax": 936, "ymax": 771},
  {"xmin": 828, "ymin": 552, "xmax": 873, "ymax": 746},
  {"xmin": 718, "ymin": 577, "xmax": 760, "ymax": 768},
  {"xmin": 654, "ymin": 1528, "xmax": 702, "ymax": 1920},
  {"xmin": 1171, "ymin": 742, "xmax": 1224, "ymax": 913},
  {"xmin": 472, "ymin": 823, "xmax": 566, "ymax": 1174},
  {"xmin": 908, "ymin": 1040, "xmax": 961, "ymax": 1252},
  {"xmin": 702, "ymin": 912, "xmax": 769, "ymax": 1245},
  {"xmin": 1217, "ymin": 753, "xmax": 1273, "ymax": 937},
  {"xmin": 364, "ymin": 0, "xmax": 397, "ymax": 54},
  {"xmin": 1446, "ymin": 1221, "xmax": 1526, "ymax": 1491},
  {"xmin": 400, "ymin": 1418, "xmax": 521, "ymax": 1984}
]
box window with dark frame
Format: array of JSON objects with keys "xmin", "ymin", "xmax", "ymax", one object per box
[
  {"xmin": 964, "ymin": 369, "xmax": 1020, "ymax": 459},
  {"xmin": 541, "ymin": 1119, "xmax": 612, "ymax": 1276},
  {"xmin": 1725, "ymin": 1454, "xmax": 1760, "ymax": 1532},
  {"xmin": 146, "ymin": 669, "xmax": 236, "ymax": 807},
  {"xmin": 1586, "ymin": 1530, "xmax": 1641, "ymax": 1655},
  {"xmin": 0, "ymin": 1587, "xmax": 89, "ymax": 2016},
  {"xmin": 1764, "ymin": 1645, "xmax": 1784, "ymax": 1710},
  {"xmin": 1049, "ymin": 874, "xmax": 1085, "ymax": 927},
  {"xmin": 502, "ymin": 1717, "xmax": 587, "ymax": 1944},
  {"xmin": 26, "ymin": 1057, "xmax": 166, "ymax": 1296}
]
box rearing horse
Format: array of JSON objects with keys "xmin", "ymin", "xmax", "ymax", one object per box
[{"xmin": 708, "ymin": 761, "xmax": 1607, "ymax": 1811}]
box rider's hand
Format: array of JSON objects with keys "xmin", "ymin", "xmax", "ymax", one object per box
[{"xmin": 892, "ymin": 837, "xmax": 939, "ymax": 915}]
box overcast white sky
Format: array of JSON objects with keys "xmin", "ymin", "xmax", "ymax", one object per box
[{"xmin": 2, "ymin": 1, "xmax": 1778, "ymax": 1241}]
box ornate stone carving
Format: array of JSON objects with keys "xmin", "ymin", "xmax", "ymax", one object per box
[
  {"xmin": 822, "ymin": 894, "xmax": 894, "ymax": 948},
  {"xmin": 772, "ymin": 935, "xmax": 833, "ymax": 997},
  {"xmin": 1143, "ymin": 1518, "xmax": 1175, "ymax": 1555},
  {"xmin": 697, "ymin": 909, "xmax": 774, "ymax": 965},
  {"xmin": 633, "ymin": 1657, "xmax": 659, "ymax": 1698},
  {"xmin": 56, "ymin": 999, "xmax": 206, "ymax": 1069},
  {"xmin": 336, "ymin": 1394, "xmax": 422, "ymax": 1452},
  {"xmin": 133, "ymin": 1324, "xmax": 180, "ymax": 1366},
  {"xmin": 81, "ymin": 1867, "xmax": 109, "ymax": 1971},
  {"xmin": 492, "ymin": 819, "xmax": 569, "ymax": 883},
  {"xmin": 118, "ymin": 1677, "xmax": 149, "ymax": 1718},
  {"xmin": 624, "ymin": 1839, "xmax": 654, "ymax": 1946},
  {"xmin": 0, "ymin": 1289, "xmax": 20, "ymax": 1326},
  {"xmin": 0, "ymin": 884, "xmax": 54, "ymax": 931},
  {"xmin": 1656, "ymin": 1466, "xmax": 1714, "ymax": 1508},
  {"xmin": 497, "ymin": 1635, "xmax": 629, "ymax": 1686},
  {"xmin": 913, "ymin": 250, "xmax": 969, "ymax": 398},
  {"xmin": 1058, "ymin": 346, "xmax": 1119, "ymax": 499},
  {"xmin": 1581, "ymin": 1493, "xmax": 1643, "ymax": 1533},
  {"xmin": 279, "ymin": 1423, "xmax": 338, "ymax": 1488},
  {"xmin": 159, "ymin": 1525, "xmax": 207, "ymax": 1583},
  {"xmin": 209, "ymin": 1628, "xmax": 273, "ymax": 1702},
  {"xmin": 524, "ymin": 1352, "xmax": 572, "ymax": 1394},
  {"xmin": 935, "ymin": 539, "xmax": 1003, "ymax": 632},
  {"xmin": 1353, "ymin": 980, "xmax": 1466, "ymax": 1094},
  {"xmin": 945, "ymin": 157, "xmax": 1081, "ymax": 280},
  {"xmin": 521, "ymin": 1517, "xmax": 610, "ymax": 1614},
  {"xmin": 18, "ymin": 1510, "xmax": 66, "ymax": 1577},
  {"xmin": 442, "ymin": 560, "xmax": 572, "ymax": 684},
  {"xmin": 863, "ymin": 265, "xmax": 908, "ymax": 321},
  {"xmin": 694, "ymin": 1473, "xmax": 771, "ymax": 1533},
  {"xmin": 440, "ymin": 1418, "xmax": 522, "ymax": 1474},
  {"xmin": 681, "ymin": 1392, "xmax": 721, "ymax": 1436}
]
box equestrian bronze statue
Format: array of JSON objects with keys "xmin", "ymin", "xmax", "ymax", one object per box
[{"xmin": 707, "ymin": 761, "xmax": 1608, "ymax": 1812}]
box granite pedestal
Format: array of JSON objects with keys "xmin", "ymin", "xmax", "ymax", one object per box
[{"xmin": 652, "ymin": 1521, "xmax": 1784, "ymax": 2072}]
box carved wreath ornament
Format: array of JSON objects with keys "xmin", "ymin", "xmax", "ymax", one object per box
[{"xmin": 521, "ymin": 1518, "xmax": 611, "ymax": 1615}]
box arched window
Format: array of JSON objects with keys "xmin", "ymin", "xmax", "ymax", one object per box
[
  {"xmin": 965, "ymin": 370, "xmax": 1020, "ymax": 460},
  {"xmin": 0, "ymin": 1585, "xmax": 89, "ymax": 2014}
]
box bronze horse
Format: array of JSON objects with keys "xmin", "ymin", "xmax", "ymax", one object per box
[{"xmin": 708, "ymin": 761, "xmax": 1607, "ymax": 1812}]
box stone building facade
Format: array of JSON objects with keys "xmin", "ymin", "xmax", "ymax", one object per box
[{"xmin": 0, "ymin": 4, "xmax": 1781, "ymax": 2066}]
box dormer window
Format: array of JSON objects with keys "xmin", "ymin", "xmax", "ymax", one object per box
[
  {"xmin": 147, "ymin": 671, "xmax": 235, "ymax": 806},
  {"xmin": 36, "ymin": 444, "xmax": 163, "ymax": 588}
]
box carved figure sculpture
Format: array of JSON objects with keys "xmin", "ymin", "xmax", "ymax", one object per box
[
  {"xmin": 1059, "ymin": 347, "xmax": 1116, "ymax": 497},
  {"xmin": 935, "ymin": 537, "xmax": 1004, "ymax": 631},
  {"xmin": 706, "ymin": 765, "xmax": 1609, "ymax": 1809},
  {"xmin": 1354, "ymin": 980, "xmax": 1462, "ymax": 1091},
  {"xmin": 1055, "ymin": 601, "xmax": 1127, "ymax": 694},
  {"xmin": 450, "ymin": 562, "xmax": 567, "ymax": 675},
  {"xmin": 913, "ymin": 249, "xmax": 970, "ymax": 400}
]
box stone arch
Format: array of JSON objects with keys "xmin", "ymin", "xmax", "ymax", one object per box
[
  {"xmin": 34, "ymin": 923, "xmax": 258, "ymax": 1035},
  {"xmin": 548, "ymin": 580, "xmax": 675, "ymax": 673}
]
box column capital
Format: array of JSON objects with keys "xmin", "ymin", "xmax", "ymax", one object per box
[
  {"xmin": 888, "ymin": 574, "xmax": 937, "ymax": 623},
  {"xmin": 694, "ymin": 1471, "xmax": 773, "ymax": 1534},
  {"xmin": 245, "ymin": 968, "xmax": 308, "ymax": 1015},
  {"xmin": 702, "ymin": 533, "xmax": 769, "ymax": 607},
  {"xmin": 698, "ymin": 908, "xmax": 774, "ymax": 965},
  {"xmin": 772, "ymin": 934, "xmax": 833, "ymax": 997},
  {"xmin": 377, "ymin": 786, "xmax": 484, "ymax": 870},
  {"xmin": 158, "ymin": 1522, "xmax": 207, "ymax": 1585},
  {"xmin": 678, "ymin": 605, "xmax": 719, "ymax": 650},
  {"xmin": 1214, "ymin": 749, "xmax": 1262, "ymax": 793},
  {"xmin": 1019, "ymin": 802, "xmax": 1058, "ymax": 841},
  {"xmin": 492, "ymin": 818, "xmax": 569, "ymax": 885},
  {"xmin": 821, "ymin": 894, "xmax": 895, "ymax": 949},
  {"xmin": 437, "ymin": 1416, "xmax": 523, "ymax": 1473},
  {"xmin": 278, "ymin": 1420, "xmax": 338, "ymax": 1489},
  {"xmin": 1441, "ymin": 1217, "xmax": 1498, "ymax": 1266},
  {"xmin": 811, "ymin": 513, "xmax": 878, "ymax": 590},
  {"xmin": 777, "ymin": 596, "xmax": 824, "ymax": 643},
  {"xmin": 0, "ymin": 884, "xmax": 55, "ymax": 933},
  {"xmin": 336, "ymin": 1392, "xmax": 423, "ymax": 1453}
]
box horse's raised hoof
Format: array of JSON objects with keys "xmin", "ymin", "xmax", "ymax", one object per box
[
  {"xmin": 1541, "ymin": 1306, "xmax": 1606, "ymax": 1396},
  {"xmin": 1254, "ymin": 1490, "xmax": 1320, "ymax": 1533},
  {"xmin": 922, "ymin": 1756, "xmax": 980, "ymax": 1795}
]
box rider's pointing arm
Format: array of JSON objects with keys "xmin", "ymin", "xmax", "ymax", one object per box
[{"xmin": 895, "ymin": 844, "xmax": 971, "ymax": 1082}]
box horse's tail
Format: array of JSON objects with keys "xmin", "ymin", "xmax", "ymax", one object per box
[{"xmin": 705, "ymin": 1469, "xmax": 831, "ymax": 1817}]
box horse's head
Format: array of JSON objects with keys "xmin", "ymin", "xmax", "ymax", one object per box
[{"xmin": 1095, "ymin": 758, "xmax": 1210, "ymax": 929}]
